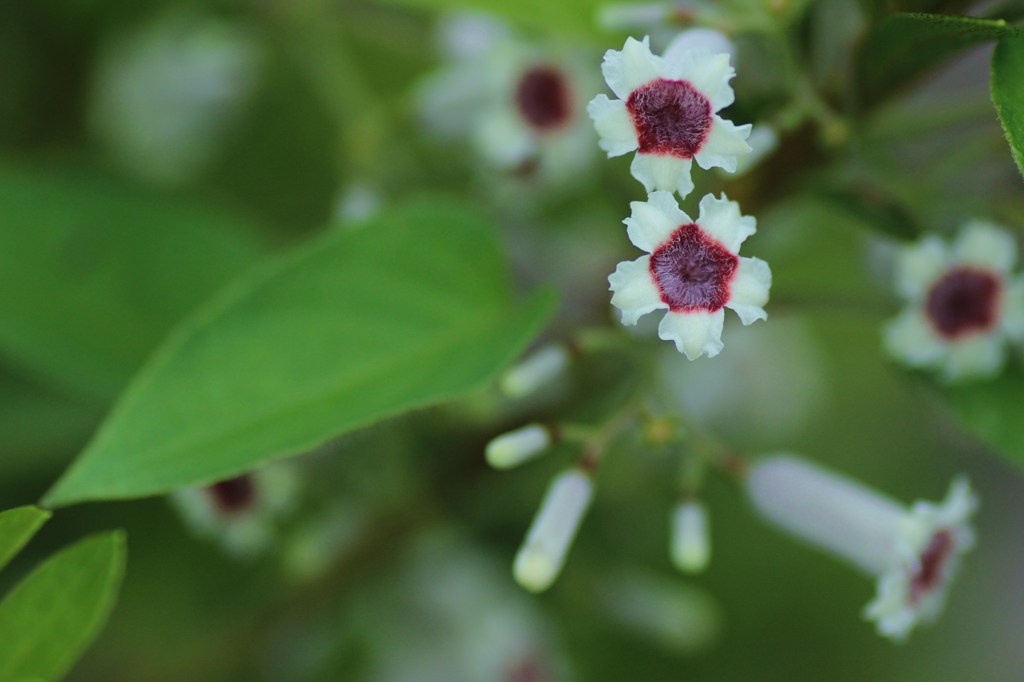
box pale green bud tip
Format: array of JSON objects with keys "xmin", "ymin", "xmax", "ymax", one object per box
[
  {"xmin": 485, "ymin": 424, "xmax": 551, "ymax": 469},
  {"xmin": 513, "ymin": 469, "xmax": 593, "ymax": 593},
  {"xmin": 499, "ymin": 344, "xmax": 570, "ymax": 398},
  {"xmin": 671, "ymin": 500, "xmax": 710, "ymax": 574}
]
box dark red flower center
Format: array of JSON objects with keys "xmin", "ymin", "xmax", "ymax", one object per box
[
  {"xmin": 925, "ymin": 267, "xmax": 1000, "ymax": 339},
  {"xmin": 515, "ymin": 66, "xmax": 571, "ymax": 132},
  {"xmin": 626, "ymin": 78, "xmax": 712, "ymax": 158},
  {"xmin": 649, "ymin": 224, "xmax": 737, "ymax": 312},
  {"xmin": 208, "ymin": 475, "xmax": 256, "ymax": 515},
  {"xmin": 909, "ymin": 530, "xmax": 954, "ymax": 604}
]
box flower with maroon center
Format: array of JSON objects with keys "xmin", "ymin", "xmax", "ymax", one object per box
[
  {"xmin": 746, "ymin": 454, "xmax": 978, "ymax": 642},
  {"xmin": 417, "ymin": 15, "xmax": 599, "ymax": 187},
  {"xmin": 170, "ymin": 464, "xmax": 299, "ymax": 557},
  {"xmin": 608, "ymin": 191, "xmax": 771, "ymax": 359},
  {"xmin": 884, "ymin": 221, "xmax": 1024, "ymax": 382},
  {"xmin": 588, "ymin": 35, "xmax": 752, "ymax": 198}
]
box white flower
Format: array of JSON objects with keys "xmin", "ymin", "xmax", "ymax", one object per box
[
  {"xmin": 514, "ymin": 468, "xmax": 593, "ymax": 593},
  {"xmin": 418, "ymin": 17, "xmax": 598, "ymax": 187},
  {"xmin": 170, "ymin": 464, "xmax": 298, "ymax": 557},
  {"xmin": 746, "ymin": 454, "xmax": 978, "ymax": 641},
  {"xmin": 88, "ymin": 11, "xmax": 261, "ymax": 186},
  {"xmin": 608, "ymin": 191, "xmax": 771, "ymax": 359},
  {"xmin": 884, "ymin": 221, "xmax": 1024, "ymax": 382},
  {"xmin": 499, "ymin": 343, "xmax": 571, "ymax": 398},
  {"xmin": 587, "ymin": 35, "xmax": 751, "ymax": 198}
]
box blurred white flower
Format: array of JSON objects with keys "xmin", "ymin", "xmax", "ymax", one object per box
[
  {"xmin": 417, "ymin": 14, "xmax": 598, "ymax": 188},
  {"xmin": 884, "ymin": 221, "xmax": 1024, "ymax": 382},
  {"xmin": 746, "ymin": 454, "xmax": 977, "ymax": 641},
  {"xmin": 485, "ymin": 424, "xmax": 552, "ymax": 470},
  {"xmin": 588, "ymin": 35, "xmax": 750, "ymax": 198},
  {"xmin": 609, "ymin": 191, "xmax": 771, "ymax": 359},
  {"xmin": 357, "ymin": 536, "xmax": 574, "ymax": 682},
  {"xmin": 499, "ymin": 343, "xmax": 571, "ymax": 399},
  {"xmin": 88, "ymin": 12, "xmax": 261, "ymax": 185},
  {"xmin": 170, "ymin": 463, "xmax": 298, "ymax": 557}
]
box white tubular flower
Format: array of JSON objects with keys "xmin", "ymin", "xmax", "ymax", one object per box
[
  {"xmin": 485, "ymin": 424, "xmax": 552, "ymax": 470},
  {"xmin": 499, "ymin": 343, "xmax": 571, "ymax": 398},
  {"xmin": 746, "ymin": 455, "xmax": 978, "ymax": 642},
  {"xmin": 514, "ymin": 468, "xmax": 594, "ymax": 593},
  {"xmin": 884, "ymin": 221, "xmax": 1024, "ymax": 382},
  {"xmin": 670, "ymin": 500, "xmax": 710, "ymax": 573},
  {"xmin": 608, "ymin": 191, "xmax": 771, "ymax": 359},
  {"xmin": 587, "ymin": 35, "xmax": 751, "ymax": 198}
]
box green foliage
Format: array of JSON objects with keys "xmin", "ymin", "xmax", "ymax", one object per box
[
  {"xmin": 0, "ymin": 506, "xmax": 49, "ymax": 572},
  {"xmin": 991, "ymin": 29, "xmax": 1024, "ymax": 178},
  {"xmin": 0, "ymin": 532, "xmax": 125, "ymax": 682},
  {"xmin": 44, "ymin": 201, "xmax": 555, "ymax": 506},
  {"xmin": 943, "ymin": 369, "xmax": 1024, "ymax": 468},
  {"xmin": 375, "ymin": 0, "xmax": 605, "ymax": 39},
  {"xmin": 857, "ymin": 13, "xmax": 1010, "ymax": 103},
  {"xmin": 0, "ymin": 165, "xmax": 267, "ymax": 403}
]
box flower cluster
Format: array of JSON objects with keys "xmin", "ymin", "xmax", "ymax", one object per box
[
  {"xmin": 885, "ymin": 221, "xmax": 1024, "ymax": 382},
  {"xmin": 590, "ymin": 34, "xmax": 772, "ymax": 359}
]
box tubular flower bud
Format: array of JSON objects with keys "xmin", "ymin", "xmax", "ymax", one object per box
[
  {"xmin": 514, "ymin": 468, "xmax": 594, "ymax": 593},
  {"xmin": 670, "ymin": 499, "xmax": 710, "ymax": 573},
  {"xmin": 485, "ymin": 424, "xmax": 552, "ymax": 470},
  {"xmin": 499, "ymin": 343, "xmax": 570, "ymax": 398},
  {"xmin": 746, "ymin": 454, "xmax": 977, "ymax": 641}
]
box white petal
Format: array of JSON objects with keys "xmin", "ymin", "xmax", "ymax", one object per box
[
  {"xmin": 609, "ymin": 255, "xmax": 665, "ymax": 325},
  {"xmin": 1000, "ymin": 276, "xmax": 1024, "ymax": 340},
  {"xmin": 587, "ymin": 94, "xmax": 639, "ymax": 157},
  {"xmin": 726, "ymin": 257, "xmax": 771, "ymax": 324},
  {"xmin": 697, "ymin": 192, "xmax": 755, "ymax": 252},
  {"xmin": 694, "ymin": 117, "xmax": 752, "ymax": 172},
  {"xmin": 473, "ymin": 108, "xmax": 533, "ymax": 168},
  {"xmin": 630, "ymin": 153, "xmax": 694, "ymax": 197},
  {"xmin": 601, "ymin": 35, "xmax": 661, "ymax": 100},
  {"xmin": 625, "ymin": 190, "xmax": 691, "ymax": 252},
  {"xmin": 663, "ymin": 28, "xmax": 735, "ymax": 64},
  {"xmin": 952, "ymin": 220, "xmax": 1018, "ymax": 273},
  {"xmin": 883, "ymin": 308, "xmax": 947, "ymax": 368},
  {"xmin": 658, "ymin": 309, "xmax": 725, "ymax": 360},
  {"xmin": 941, "ymin": 333, "xmax": 1006, "ymax": 383},
  {"xmin": 660, "ymin": 50, "xmax": 735, "ymax": 111},
  {"xmin": 896, "ymin": 237, "xmax": 950, "ymax": 300}
]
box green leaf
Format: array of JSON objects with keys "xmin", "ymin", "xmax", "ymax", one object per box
[
  {"xmin": 858, "ymin": 13, "xmax": 1010, "ymax": 104},
  {"xmin": 992, "ymin": 29, "xmax": 1024, "ymax": 178},
  {"xmin": 0, "ymin": 506, "xmax": 50, "ymax": 573},
  {"xmin": 44, "ymin": 200, "xmax": 555, "ymax": 506},
  {"xmin": 0, "ymin": 532, "xmax": 126, "ymax": 682},
  {"xmin": 0, "ymin": 164, "xmax": 267, "ymax": 403},
  {"xmin": 944, "ymin": 370, "xmax": 1024, "ymax": 468}
]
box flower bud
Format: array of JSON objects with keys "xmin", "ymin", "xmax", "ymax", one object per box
[{"xmin": 485, "ymin": 424, "xmax": 551, "ymax": 470}]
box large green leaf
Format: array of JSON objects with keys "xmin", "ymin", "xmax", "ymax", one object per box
[
  {"xmin": 992, "ymin": 29, "xmax": 1024, "ymax": 178},
  {"xmin": 0, "ymin": 532, "xmax": 125, "ymax": 682},
  {"xmin": 943, "ymin": 370, "xmax": 1024, "ymax": 469},
  {"xmin": 0, "ymin": 165, "xmax": 267, "ymax": 403},
  {"xmin": 44, "ymin": 200, "xmax": 554, "ymax": 506},
  {"xmin": 858, "ymin": 13, "xmax": 1010, "ymax": 104},
  {"xmin": 0, "ymin": 506, "xmax": 49, "ymax": 573}
]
